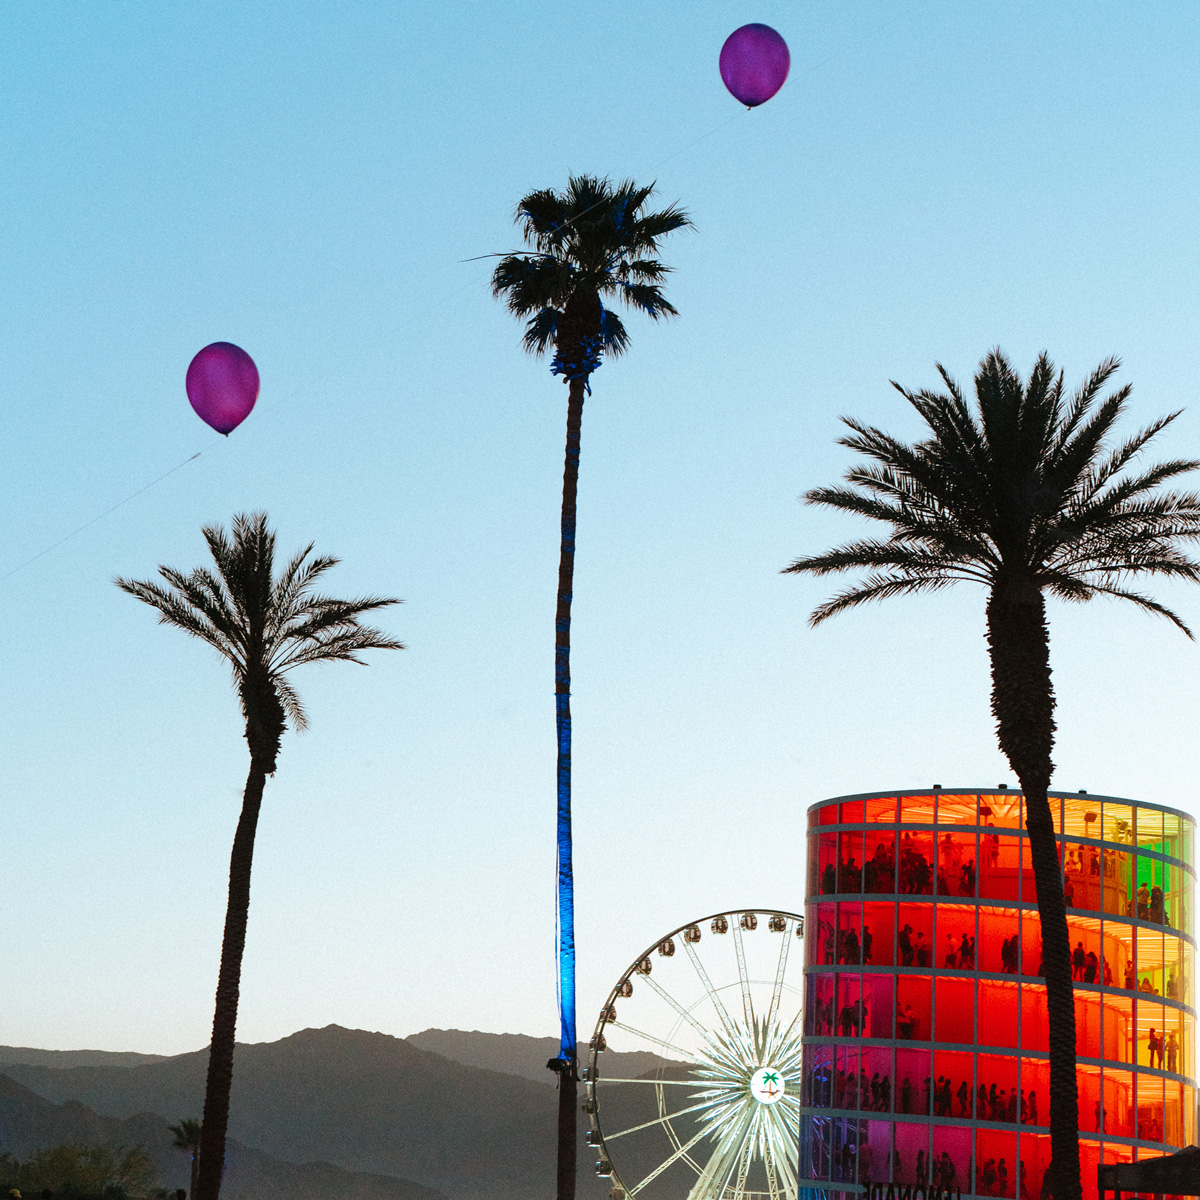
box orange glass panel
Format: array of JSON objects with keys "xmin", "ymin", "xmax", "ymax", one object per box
[
  {"xmin": 897, "ymin": 906, "xmax": 932, "ymax": 968},
  {"xmin": 1020, "ymin": 1055, "xmax": 1047, "ymax": 1127},
  {"xmin": 1104, "ymin": 1066, "xmax": 1134, "ymax": 1137},
  {"xmin": 976, "ymin": 1129, "xmax": 1017, "ymax": 1196},
  {"xmin": 895, "ymin": 1047, "xmax": 931, "ymax": 1115},
  {"xmin": 1019, "ymin": 840, "xmax": 1039, "ymax": 905},
  {"xmin": 1165, "ymin": 1076, "xmax": 1187, "ymax": 1147},
  {"xmin": 935, "ymin": 976, "xmax": 975, "ymax": 1044},
  {"xmin": 937, "ymin": 830, "xmax": 977, "ymax": 896},
  {"xmin": 1066, "ymin": 840, "xmax": 1104, "ymax": 913},
  {"xmin": 899, "ymin": 793, "xmax": 936, "ymax": 824},
  {"xmin": 810, "ymin": 902, "xmax": 834, "ymax": 966},
  {"xmin": 1101, "ymin": 915, "xmax": 1133, "ymax": 990},
  {"xmin": 933, "ymin": 1050, "xmax": 973, "ymax": 1118},
  {"xmin": 1068, "ymin": 915, "xmax": 1103, "ymax": 985},
  {"xmin": 979, "ymin": 905, "xmax": 1020, "ymax": 974},
  {"xmin": 980, "ymin": 792, "xmax": 1022, "ymax": 829},
  {"xmin": 1135, "ymin": 922, "xmax": 1165, "ymax": 993},
  {"xmin": 1137, "ymin": 1071, "xmax": 1165, "ymax": 1141},
  {"xmin": 864, "ymin": 829, "xmax": 896, "ymax": 894},
  {"xmin": 1184, "ymin": 1083, "xmax": 1196, "ymax": 1146},
  {"xmin": 898, "ymin": 831, "xmax": 934, "ymax": 895},
  {"xmin": 978, "ymin": 978, "xmax": 1019, "ymax": 1049},
  {"xmin": 1020, "ymin": 983, "xmax": 1049, "ymax": 1053},
  {"xmin": 980, "ymin": 833, "xmax": 1022, "ymax": 901},
  {"xmin": 935, "ymin": 791, "xmax": 979, "ymax": 826},
  {"xmin": 1102, "ymin": 989, "xmax": 1133, "ymax": 1063},
  {"xmin": 1103, "ymin": 849, "xmax": 1134, "ymax": 918},
  {"xmin": 895, "ymin": 975, "xmax": 931, "ymax": 1041},
  {"xmin": 862, "ymin": 902, "xmax": 894, "ymax": 966},
  {"xmin": 864, "ymin": 794, "xmax": 896, "ymax": 824}
]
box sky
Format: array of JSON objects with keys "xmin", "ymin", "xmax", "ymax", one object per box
[{"xmin": 3, "ymin": 0, "xmax": 1200, "ymax": 1055}]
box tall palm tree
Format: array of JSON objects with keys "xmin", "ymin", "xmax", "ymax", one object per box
[
  {"xmin": 117, "ymin": 512, "xmax": 403, "ymax": 1200},
  {"xmin": 491, "ymin": 175, "xmax": 690, "ymax": 1199},
  {"xmin": 784, "ymin": 351, "xmax": 1200, "ymax": 1200},
  {"xmin": 168, "ymin": 1119, "xmax": 202, "ymax": 1199}
]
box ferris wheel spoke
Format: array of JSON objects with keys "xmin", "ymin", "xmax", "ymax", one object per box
[
  {"xmin": 682, "ymin": 939, "xmax": 738, "ymax": 1039},
  {"xmin": 765, "ymin": 917, "xmax": 793, "ymax": 1033},
  {"xmin": 606, "ymin": 1019, "xmax": 694, "ymax": 1062},
  {"xmin": 599, "ymin": 1077, "xmax": 699, "ymax": 1085},
  {"xmin": 640, "ymin": 970, "xmax": 712, "ymax": 1039},
  {"xmin": 684, "ymin": 1102, "xmax": 756, "ymax": 1200},
  {"xmin": 731, "ymin": 919, "xmax": 755, "ymax": 1029},
  {"xmin": 628, "ymin": 1125, "xmax": 712, "ymax": 1195},
  {"xmin": 603, "ymin": 1096, "xmax": 723, "ymax": 1142}
]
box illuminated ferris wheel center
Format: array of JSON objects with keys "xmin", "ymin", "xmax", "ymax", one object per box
[{"xmin": 750, "ymin": 1066, "xmax": 785, "ymax": 1105}]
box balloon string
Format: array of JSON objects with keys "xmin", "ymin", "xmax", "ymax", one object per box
[{"xmin": 0, "ymin": 448, "xmax": 210, "ymax": 584}]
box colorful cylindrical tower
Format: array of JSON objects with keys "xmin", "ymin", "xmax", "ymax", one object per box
[{"xmin": 800, "ymin": 789, "xmax": 1196, "ymax": 1200}]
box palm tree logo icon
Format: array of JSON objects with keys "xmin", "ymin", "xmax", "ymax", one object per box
[{"xmin": 750, "ymin": 1066, "xmax": 786, "ymax": 1105}]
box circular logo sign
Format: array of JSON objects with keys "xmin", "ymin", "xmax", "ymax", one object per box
[{"xmin": 750, "ymin": 1066, "xmax": 786, "ymax": 1104}]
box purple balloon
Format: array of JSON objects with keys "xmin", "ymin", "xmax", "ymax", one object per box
[
  {"xmin": 719, "ymin": 23, "xmax": 790, "ymax": 108},
  {"xmin": 186, "ymin": 342, "xmax": 259, "ymax": 435}
]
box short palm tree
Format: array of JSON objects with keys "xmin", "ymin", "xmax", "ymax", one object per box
[
  {"xmin": 785, "ymin": 351, "xmax": 1200, "ymax": 1200},
  {"xmin": 117, "ymin": 512, "xmax": 403, "ymax": 1200},
  {"xmin": 491, "ymin": 175, "xmax": 690, "ymax": 1200},
  {"xmin": 168, "ymin": 1119, "xmax": 202, "ymax": 1199}
]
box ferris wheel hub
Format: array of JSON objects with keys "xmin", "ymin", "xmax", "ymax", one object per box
[{"xmin": 749, "ymin": 1066, "xmax": 785, "ymax": 1105}]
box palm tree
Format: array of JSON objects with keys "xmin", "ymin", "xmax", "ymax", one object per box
[
  {"xmin": 117, "ymin": 512, "xmax": 403, "ymax": 1200},
  {"xmin": 784, "ymin": 351, "xmax": 1200, "ymax": 1200},
  {"xmin": 168, "ymin": 1119, "xmax": 202, "ymax": 1199},
  {"xmin": 490, "ymin": 175, "xmax": 690, "ymax": 1199}
]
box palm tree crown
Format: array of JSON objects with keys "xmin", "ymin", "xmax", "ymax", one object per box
[
  {"xmin": 117, "ymin": 511, "xmax": 404, "ymax": 771},
  {"xmin": 491, "ymin": 174, "xmax": 691, "ymax": 387},
  {"xmin": 789, "ymin": 351, "xmax": 1200, "ymax": 627}
]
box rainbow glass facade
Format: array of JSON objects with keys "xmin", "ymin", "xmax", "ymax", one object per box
[{"xmin": 800, "ymin": 789, "xmax": 1197, "ymax": 1200}]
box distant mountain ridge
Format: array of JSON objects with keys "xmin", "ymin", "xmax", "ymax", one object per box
[
  {"xmin": 0, "ymin": 1047, "xmax": 168, "ymax": 1069},
  {"xmin": 0, "ymin": 1073, "xmax": 445, "ymax": 1200}
]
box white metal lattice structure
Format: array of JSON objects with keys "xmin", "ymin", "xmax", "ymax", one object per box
[{"xmin": 585, "ymin": 909, "xmax": 805, "ymax": 1200}]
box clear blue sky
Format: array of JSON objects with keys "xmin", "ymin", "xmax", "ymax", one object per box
[{"xmin": 3, "ymin": 0, "xmax": 1200, "ymax": 1054}]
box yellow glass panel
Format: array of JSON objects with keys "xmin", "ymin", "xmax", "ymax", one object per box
[
  {"xmin": 1136, "ymin": 806, "xmax": 1163, "ymax": 850},
  {"xmin": 933, "ymin": 791, "xmax": 977, "ymax": 825},
  {"xmin": 978, "ymin": 792, "xmax": 1021, "ymax": 829},
  {"xmin": 1102, "ymin": 800, "xmax": 1134, "ymax": 847},
  {"xmin": 898, "ymin": 793, "xmax": 936, "ymax": 824},
  {"xmin": 1162, "ymin": 809, "xmax": 1182, "ymax": 860},
  {"xmin": 1063, "ymin": 795, "xmax": 1101, "ymax": 839}
]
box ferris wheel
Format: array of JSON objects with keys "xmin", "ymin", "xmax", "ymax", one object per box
[{"xmin": 584, "ymin": 909, "xmax": 805, "ymax": 1200}]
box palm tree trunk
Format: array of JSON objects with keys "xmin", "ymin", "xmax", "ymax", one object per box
[
  {"xmin": 986, "ymin": 585, "xmax": 1081, "ymax": 1200},
  {"xmin": 551, "ymin": 378, "xmax": 585, "ymax": 1200},
  {"xmin": 194, "ymin": 758, "xmax": 267, "ymax": 1200}
]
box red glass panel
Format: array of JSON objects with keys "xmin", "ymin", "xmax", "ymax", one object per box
[
  {"xmin": 980, "ymin": 906, "xmax": 1020, "ymax": 974},
  {"xmin": 818, "ymin": 832, "xmax": 838, "ymax": 895},
  {"xmin": 1021, "ymin": 909, "xmax": 1043, "ymax": 977},
  {"xmin": 1078, "ymin": 1061, "xmax": 1103, "ymax": 1133},
  {"xmin": 862, "ymin": 901, "xmax": 894, "ymax": 966},
  {"xmin": 975, "ymin": 1129, "xmax": 1017, "ymax": 1196},
  {"xmin": 836, "ymin": 973, "xmax": 863, "ymax": 1037},
  {"xmin": 935, "ymin": 976, "xmax": 975, "ymax": 1044},
  {"xmin": 807, "ymin": 833, "xmax": 820, "ymax": 897},
  {"xmin": 1078, "ymin": 1141, "xmax": 1101, "ymax": 1200},
  {"xmin": 1020, "ymin": 1055, "xmax": 1047, "ymax": 1127},
  {"xmin": 1022, "ymin": 1132, "xmax": 1052, "ymax": 1200},
  {"xmin": 809, "ymin": 971, "xmax": 835, "ymax": 1036},
  {"xmin": 862, "ymin": 972, "xmax": 894, "ymax": 1039},
  {"xmin": 933, "ymin": 1049, "xmax": 974, "ymax": 1118},
  {"xmin": 936, "ymin": 903, "xmax": 977, "ymax": 969},
  {"xmin": 1019, "ymin": 983, "xmax": 1049, "ymax": 1053},
  {"xmin": 896, "ymin": 975, "xmax": 931, "ymax": 1040},
  {"xmin": 895, "ymin": 1047, "xmax": 931, "ymax": 1115},
  {"xmin": 1103, "ymin": 1066, "xmax": 1134, "ymax": 1136},
  {"xmin": 899, "ymin": 793, "xmax": 936, "ymax": 824},
  {"xmin": 837, "ymin": 901, "xmax": 863, "ymax": 965},
  {"xmin": 898, "ymin": 831, "xmax": 934, "ymax": 894},
  {"xmin": 838, "ymin": 830, "xmax": 864, "ymax": 893},
  {"xmin": 931, "ymin": 1124, "xmax": 971, "ymax": 1191},
  {"xmin": 978, "ymin": 978, "xmax": 1019, "ymax": 1049},
  {"xmin": 819, "ymin": 802, "xmax": 839, "ymax": 825},
  {"xmin": 894, "ymin": 1120, "xmax": 930, "ymax": 1183},
  {"xmin": 840, "ymin": 799, "xmax": 865, "ymax": 824},
  {"xmin": 977, "ymin": 1052, "xmax": 1019, "ymax": 1123},
  {"xmin": 859, "ymin": 1046, "xmax": 892, "ymax": 1113},
  {"xmin": 864, "ymin": 830, "xmax": 896, "ymax": 894},
  {"xmin": 897, "ymin": 905, "xmax": 932, "ymax": 968},
  {"xmin": 809, "ymin": 902, "xmax": 834, "ymax": 966},
  {"xmin": 980, "ymin": 833, "xmax": 1022, "ymax": 900},
  {"xmin": 835, "ymin": 1043, "xmax": 860, "ymax": 1109}
]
